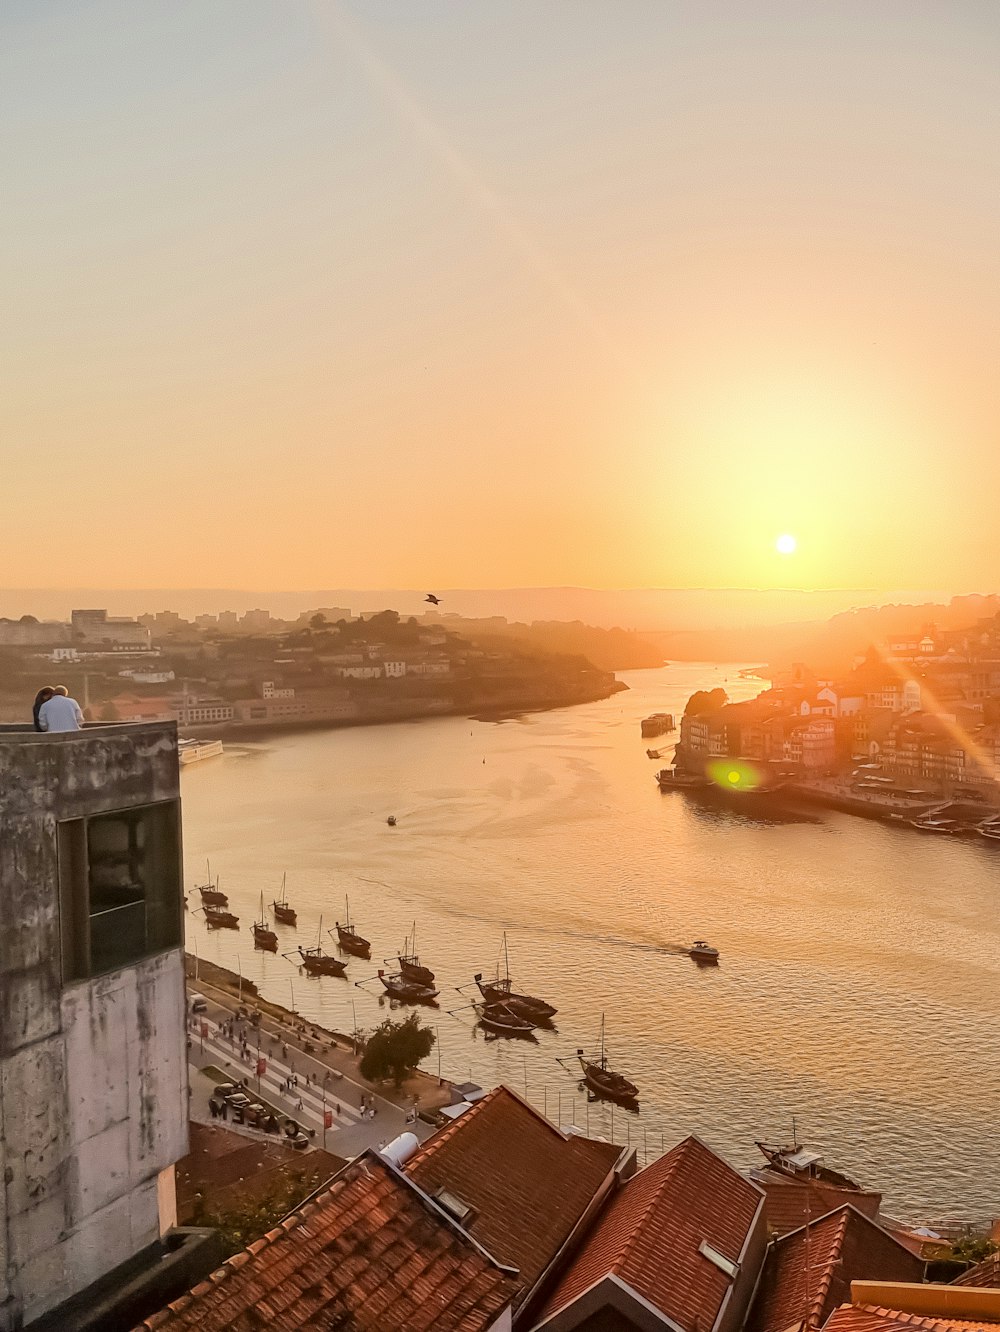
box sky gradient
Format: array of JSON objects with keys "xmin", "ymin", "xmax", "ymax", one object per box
[{"xmin": 3, "ymin": 2, "xmax": 997, "ymax": 592}]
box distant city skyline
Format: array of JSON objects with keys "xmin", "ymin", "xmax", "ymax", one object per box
[{"xmin": 3, "ymin": 3, "xmax": 997, "ymax": 590}]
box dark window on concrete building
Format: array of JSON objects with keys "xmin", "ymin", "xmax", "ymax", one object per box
[{"xmin": 58, "ymin": 800, "xmax": 182, "ymax": 981}]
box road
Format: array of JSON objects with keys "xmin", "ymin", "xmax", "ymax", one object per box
[{"xmin": 186, "ymin": 977, "xmax": 439, "ymax": 1157}]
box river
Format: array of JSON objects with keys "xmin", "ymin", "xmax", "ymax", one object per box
[{"xmin": 179, "ymin": 662, "xmax": 999, "ymax": 1225}]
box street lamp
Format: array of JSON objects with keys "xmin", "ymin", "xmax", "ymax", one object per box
[{"xmin": 322, "ymin": 1071, "xmax": 331, "ymax": 1150}]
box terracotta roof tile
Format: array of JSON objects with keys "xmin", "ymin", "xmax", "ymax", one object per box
[
  {"xmin": 133, "ymin": 1151, "xmax": 519, "ymax": 1331},
  {"xmin": 824, "ymin": 1303, "xmax": 1000, "ymax": 1332},
  {"xmin": 536, "ymin": 1134, "xmax": 763, "ymax": 1331},
  {"xmin": 754, "ymin": 1167, "xmax": 883, "ymax": 1237},
  {"xmin": 405, "ymin": 1085, "xmax": 623, "ymax": 1300},
  {"xmin": 751, "ymin": 1207, "xmax": 925, "ymax": 1332},
  {"xmin": 954, "ymin": 1253, "xmax": 1000, "ymax": 1288}
]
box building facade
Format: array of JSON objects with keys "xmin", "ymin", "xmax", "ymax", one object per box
[{"xmin": 0, "ymin": 722, "xmax": 189, "ymax": 1328}]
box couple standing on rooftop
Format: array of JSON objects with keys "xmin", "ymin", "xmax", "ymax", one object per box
[{"xmin": 32, "ymin": 685, "xmax": 84, "ymax": 733}]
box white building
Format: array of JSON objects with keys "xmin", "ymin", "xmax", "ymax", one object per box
[
  {"xmin": 336, "ymin": 665, "xmax": 382, "ymax": 680},
  {"xmin": 383, "ymin": 660, "xmax": 407, "ymax": 679},
  {"xmin": 262, "ymin": 680, "xmax": 295, "ymax": 699},
  {"xmin": 71, "ymin": 608, "xmax": 151, "ymax": 649}
]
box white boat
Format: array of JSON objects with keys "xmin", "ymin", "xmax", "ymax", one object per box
[{"xmin": 178, "ymin": 738, "xmax": 224, "ymax": 766}]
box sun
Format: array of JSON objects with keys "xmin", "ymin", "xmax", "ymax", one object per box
[{"xmin": 775, "ymin": 533, "xmax": 797, "ymax": 555}]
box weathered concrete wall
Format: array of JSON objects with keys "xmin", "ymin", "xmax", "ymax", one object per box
[{"xmin": 0, "ymin": 725, "xmax": 187, "ymax": 1329}]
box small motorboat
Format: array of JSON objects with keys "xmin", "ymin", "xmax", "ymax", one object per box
[
  {"xmin": 475, "ymin": 1002, "xmax": 537, "ymax": 1039},
  {"xmin": 646, "ymin": 748, "xmax": 662, "ymax": 759},
  {"xmin": 272, "ymin": 872, "xmax": 297, "ymax": 925},
  {"xmin": 688, "ymin": 940, "xmax": 720, "ymax": 963},
  {"xmin": 377, "ymin": 969, "xmax": 439, "ymax": 1004},
  {"xmin": 387, "ymin": 815, "xmax": 397, "ymax": 827},
  {"xmin": 908, "ymin": 817, "xmax": 961, "ymax": 834}
]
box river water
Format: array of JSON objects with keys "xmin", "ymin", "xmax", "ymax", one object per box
[{"xmin": 180, "ymin": 663, "xmax": 999, "ymax": 1225}]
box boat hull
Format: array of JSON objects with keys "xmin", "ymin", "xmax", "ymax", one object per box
[
  {"xmin": 398, "ymin": 957, "xmax": 435, "ymax": 986},
  {"xmin": 379, "ymin": 973, "xmax": 439, "ymax": 1004},
  {"xmin": 299, "ymin": 950, "xmax": 346, "ymax": 976},
  {"xmin": 336, "ymin": 925, "xmax": 371, "ymax": 956},
  {"xmin": 273, "ymin": 904, "xmax": 297, "ymax": 925},
  {"xmin": 204, "ymin": 911, "xmax": 238, "ymax": 930},
  {"xmin": 476, "ymin": 1004, "xmax": 536, "ymax": 1038},
  {"xmin": 579, "ymin": 1059, "xmax": 638, "ymax": 1105},
  {"xmin": 476, "ymin": 978, "xmax": 557, "ymax": 1020},
  {"xmin": 252, "ymin": 928, "xmax": 278, "ymax": 952}
]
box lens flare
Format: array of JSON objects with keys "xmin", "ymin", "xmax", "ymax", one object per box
[
  {"xmin": 776, "ymin": 534, "xmax": 797, "ymax": 555},
  {"xmin": 707, "ymin": 759, "xmax": 762, "ymax": 791}
]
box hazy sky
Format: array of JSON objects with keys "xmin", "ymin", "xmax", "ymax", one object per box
[{"xmin": 3, "ymin": 2, "xmax": 997, "ymax": 592}]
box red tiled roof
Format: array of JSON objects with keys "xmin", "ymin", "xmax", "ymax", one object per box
[
  {"xmin": 823, "ymin": 1303, "xmax": 1000, "ymax": 1332},
  {"xmin": 535, "ymin": 1135, "xmax": 763, "ymax": 1332},
  {"xmin": 405, "ymin": 1085, "xmax": 622, "ymax": 1301},
  {"xmin": 134, "ymin": 1151, "xmax": 520, "ymax": 1331},
  {"xmin": 754, "ymin": 1167, "xmax": 882, "ymax": 1237},
  {"xmin": 954, "ymin": 1252, "xmax": 1000, "ymax": 1288},
  {"xmin": 750, "ymin": 1206, "xmax": 924, "ymax": 1332}
]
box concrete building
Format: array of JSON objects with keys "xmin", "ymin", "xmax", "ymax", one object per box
[
  {"xmin": 383, "ymin": 660, "xmax": 407, "ymax": 678},
  {"xmin": 0, "ymin": 721, "xmax": 197, "ymax": 1329},
  {"xmin": 169, "ymin": 695, "xmax": 234, "ymax": 726},
  {"xmin": 0, "ymin": 619, "xmax": 70, "ymax": 647},
  {"xmin": 71, "ymin": 608, "xmax": 151, "ymax": 649},
  {"xmin": 261, "ymin": 681, "xmax": 294, "ymax": 699}
]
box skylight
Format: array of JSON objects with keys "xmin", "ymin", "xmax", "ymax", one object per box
[{"xmin": 698, "ymin": 1240, "xmax": 740, "ymax": 1280}]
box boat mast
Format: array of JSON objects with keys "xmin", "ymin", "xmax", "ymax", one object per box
[
  {"xmin": 317, "ymin": 915, "xmax": 323, "ymax": 948},
  {"xmin": 600, "ymin": 1013, "xmax": 606, "ymax": 1071},
  {"xmin": 503, "ymin": 932, "xmax": 511, "ymax": 984},
  {"xmin": 345, "ymin": 894, "xmax": 350, "ymax": 928}
]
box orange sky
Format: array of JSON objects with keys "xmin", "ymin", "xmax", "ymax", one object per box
[{"xmin": 2, "ymin": 2, "xmax": 997, "ymax": 593}]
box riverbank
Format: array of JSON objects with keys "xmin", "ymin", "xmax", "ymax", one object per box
[{"xmin": 182, "ymin": 676, "xmax": 629, "ymax": 739}]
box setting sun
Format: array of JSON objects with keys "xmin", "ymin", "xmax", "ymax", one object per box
[{"xmin": 776, "ymin": 534, "xmax": 798, "ymax": 555}]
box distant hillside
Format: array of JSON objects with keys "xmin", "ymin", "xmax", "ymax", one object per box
[{"xmin": 456, "ymin": 618, "xmax": 665, "ymax": 672}]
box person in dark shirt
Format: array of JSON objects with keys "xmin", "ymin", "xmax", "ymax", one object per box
[{"xmin": 32, "ymin": 686, "xmax": 55, "ymax": 731}]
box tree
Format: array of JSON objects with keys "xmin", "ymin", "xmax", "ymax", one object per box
[
  {"xmin": 684, "ymin": 687, "xmax": 728, "ymax": 716},
  {"xmin": 309, "ymin": 613, "xmax": 328, "ymax": 631},
  {"xmin": 359, "ymin": 1012, "xmax": 435, "ymax": 1088}
]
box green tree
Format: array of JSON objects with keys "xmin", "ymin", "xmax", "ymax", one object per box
[
  {"xmin": 309, "ymin": 613, "xmax": 327, "ymax": 631},
  {"xmin": 359, "ymin": 1012, "xmax": 435, "ymax": 1088}
]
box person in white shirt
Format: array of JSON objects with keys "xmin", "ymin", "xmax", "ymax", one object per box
[{"xmin": 38, "ymin": 685, "xmax": 84, "ymax": 733}]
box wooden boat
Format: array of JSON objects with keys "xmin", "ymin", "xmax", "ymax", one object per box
[
  {"xmin": 332, "ymin": 896, "xmax": 370, "ymax": 957},
  {"xmin": 475, "ymin": 1002, "xmax": 537, "ymax": 1038},
  {"xmin": 296, "ymin": 919, "xmax": 347, "ymax": 976},
  {"xmin": 203, "ymin": 905, "xmax": 239, "ymax": 930},
  {"xmin": 577, "ymin": 1015, "xmax": 638, "ymax": 1104},
  {"xmin": 272, "ymin": 872, "xmax": 297, "ymax": 926},
  {"xmin": 657, "ymin": 768, "xmax": 708, "ymax": 791},
  {"xmin": 473, "ymin": 934, "xmax": 557, "ymax": 1020},
  {"xmin": 251, "ymin": 895, "xmax": 278, "ymax": 952},
  {"xmin": 646, "ymin": 748, "xmax": 662, "ymax": 759},
  {"xmin": 755, "ymin": 1140, "xmax": 863, "ymax": 1190},
  {"xmin": 377, "ymin": 969, "xmax": 439, "ymax": 1003},
  {"xmin": 387, "ymin": 815, "xmax": 397, "ymax": 826},
  {"xmin": 688, "ymin": 940, "xmax": 720, "ymax": 963},
  {"xmin": 195, "ymin": 859, "xmax": 229, "ymax": 906},
  {"xmin": 908, "ymin": 816, "xmax": 962, "ymax": 834},
  {"xmin": 396, "ymin": 922, "xmax": 435, "ymax": 986}
]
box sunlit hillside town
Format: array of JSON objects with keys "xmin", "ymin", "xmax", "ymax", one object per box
[
  {"xmin": 0, "ymin": 605, "xmax": 625, "ymax": 732},
  {"xmin": 2, "ymin": 719, "xmax": 998, "ymax": 1330},
  {"xmin": 667, "ymin": 609, "xmax": 1000, "ymax": 826}
]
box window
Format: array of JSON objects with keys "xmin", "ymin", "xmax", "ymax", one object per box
[
  {"xmin": 58, "ymin": 800, "xmax": 182, "ymax": 981},
  {"xmin": 698, "ymin": 1239, "xmax": 740, "ymax": 1280}
]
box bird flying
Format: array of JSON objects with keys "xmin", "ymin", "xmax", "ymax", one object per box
[{"xmin": 425, "ymin": 593, "xmax": 441, "ymax": 605}]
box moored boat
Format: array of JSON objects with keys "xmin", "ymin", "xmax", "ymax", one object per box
[
  {"xmin": 396, "ymin": 922, "xmax": 435, "ymax": 986},
  {"xmin": 292, "ymin": 916, "xmax": 347, "ymax": 976},
  {"xmin": 472, "ymin": 934, "xmax": 557, "ymax": 1020},
  {"xmin": 387, "ymin": 815, "xmax": 397, "ymax": 826},
  {"xmin": 203, "ymin": 905, "xmax": 239, "ymax": 930},
  {"xmin": 194, "ymin": 861, "xmax": 229, "ymax": 907},
  {"xmin": 641, "ymin": 713, "xmax": 675, "ymax": 738},
  {"xmin": 576, "ymin": 1015, "xmax": 638, "ymax": 1105},
  {"xmin": 272, "ymin": 872, "xmax": 297, "ymax": 925},
  {"xmin": 251, "ymin": 894, "xmax": 278, "ymax": 952},
  {"xmin": 475, "ymin": 1002, "xmax": 537, "ymax": 1038},
  {"xmin": 332, "ymin": 896, "xmax": 371, "ymax": 957},
  {"xmin": 377, "ymin": 969, "xmax": 439, "ymax": 1004}
]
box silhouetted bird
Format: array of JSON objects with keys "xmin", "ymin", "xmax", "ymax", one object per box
[{"xmin": 425, "ymin": 593, "xmax": 441, "ymax": 605}]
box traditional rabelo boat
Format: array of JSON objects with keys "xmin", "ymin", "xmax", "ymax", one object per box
[
  {"xmin": 576, "ymin": 1015, "xmax": 638, "ymax": 1105},
  {"xmin": 295, "ymin": 916, "xmax": 347, "ymax": 976},
  {"xmin": 377, "ymin": 968, "xmax": 439, "ymax": 1004},
  {"xmin": 473, "ymin": 934, "xmax": 557, "ymax": 1020},
  {"xmin": 475, "ymin": 1001, "xmax": 537, "ymax": 1039},
  {"xmin": 272, "ymin": 873, "xmax": 297, "ymax": 926},
  {"xmin": 251, "ymin": 895, "xmax": 278, "ymax": 952},
  {"xmin": 396, "ymin": 923, "xmax": 435, "ymax": 986},
  {"xmin": 194, "ymin": 861, "xmax": 229, "ymax": 907},
  {"xmin": 203, "ymin": 904, "xmax": 238, "ymax": 930},
  {"xmin": 332, "ymin": 896, "xmax": 371, "ymax": 957}
]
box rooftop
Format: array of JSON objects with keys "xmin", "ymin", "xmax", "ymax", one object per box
[
  {"xmin": 405, "ymin": 1085, "xmax": 625, "ymax": 1301},
  {"xmin": 953, "ymin": 1252, "xmax": 1000, "ymax": 1288},
  {"xmin": 749, "ymin": 1206, "xmax": 924, "ymax": 1332},
  {"xmin": 824, "ymin": 1303, "xmax": 1000, "ymax": 1332},
  {"xmin": 135, "ymin": 1150, "xmax": 520, "ymax": 1332},
  {"xmin": 751, "ymin": 1165, "xmax": 881, "ymax": 1238},
  {"xmin": 535, "ymin": 1134, "xmax": 763, "ymax": 1332}
]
